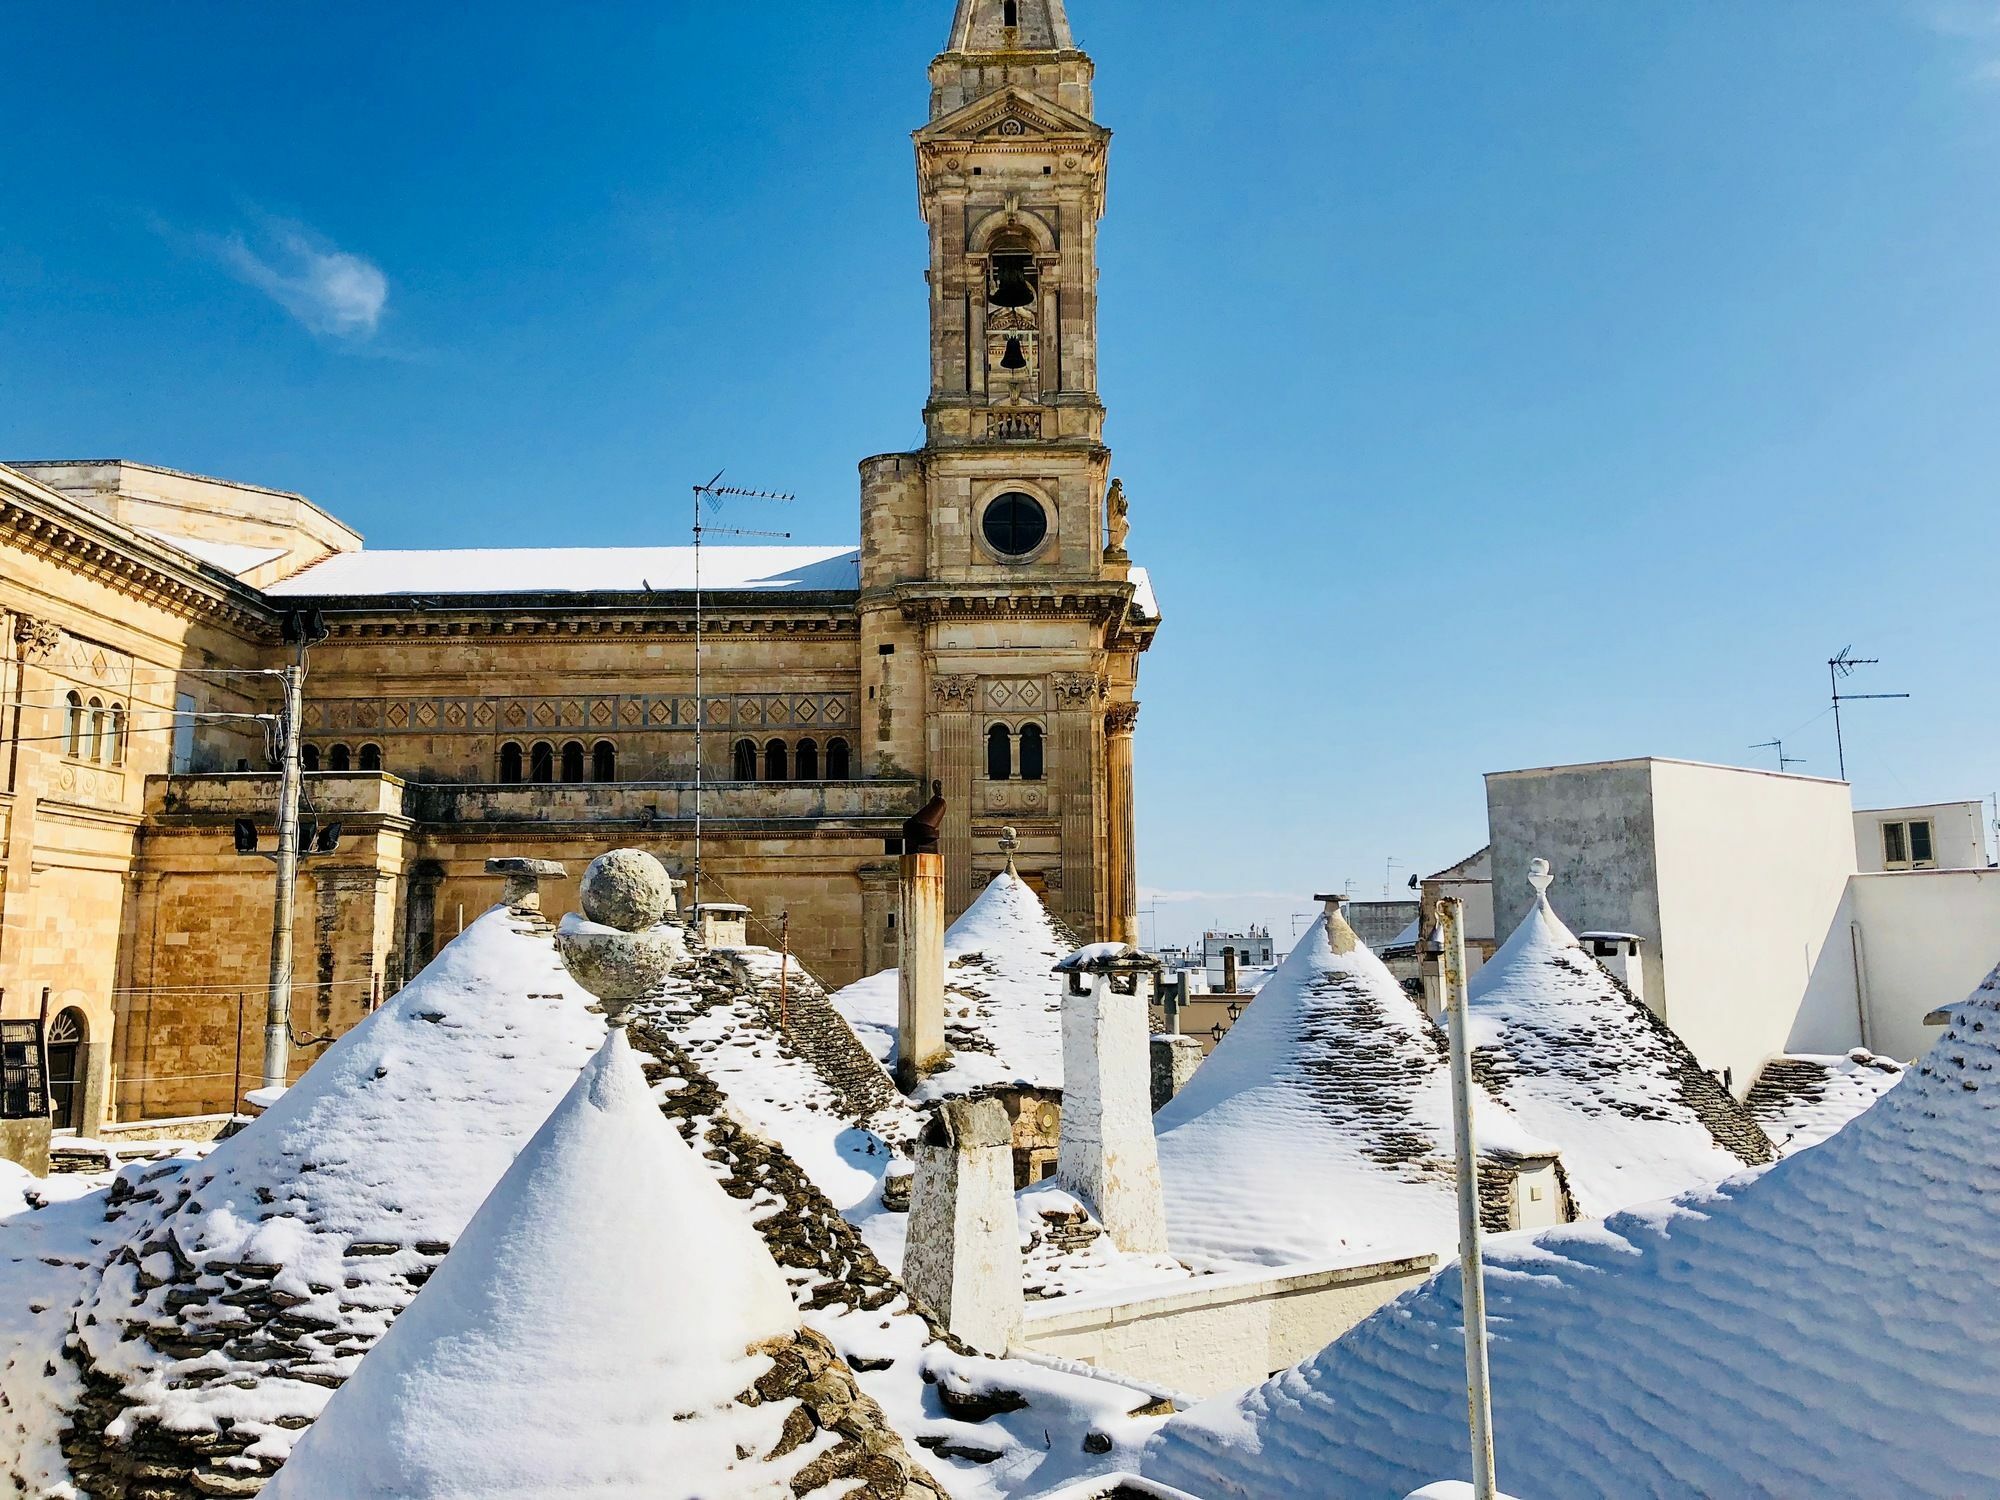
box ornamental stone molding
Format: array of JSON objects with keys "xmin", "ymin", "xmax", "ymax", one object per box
[
  {"xmin": 13, "ymin": 615, "xmax": 62, "ymax": 662},
  {"xmin": 931, "ymin": 673, "xmax": 979, "ymax": 706},
  {"xmin": 1104, "ymin": 701, "xmax": 1140, "ymax": 735},
  {"xmin": 1050, "ymin": 672, "xmax": 1099, "ymax": 707}
]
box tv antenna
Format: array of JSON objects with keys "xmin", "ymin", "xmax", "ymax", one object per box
[
  {"xmin": 1749, "ymin": 738, "xmax": 1807, "ymax": 773},
  {"xmin": 690, "ymin": 470, "xmax": 793, "ymax": 910},
  {"xmin": 1826, "ymin": 647, "xmax": 1908, "ymax": 782}
]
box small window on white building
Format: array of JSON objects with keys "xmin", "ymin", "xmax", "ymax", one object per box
[{"xmin": 1882, "ymin": 819, "xmax": 1935, "ymax": 870}]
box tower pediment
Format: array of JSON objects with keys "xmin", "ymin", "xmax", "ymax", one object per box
[{"xmin": 917, "ymin": 84, "xmax": 1106, "ymax": 148}]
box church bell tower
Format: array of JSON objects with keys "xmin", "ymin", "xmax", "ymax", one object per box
[{"xmin": 858, "ymin": 0, "xmax": 1153, "ymax": 943}]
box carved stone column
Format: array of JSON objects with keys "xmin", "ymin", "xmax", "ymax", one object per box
[
  {"xmin": 1104, "ymin": 701, "xmax": 1140, "ymax": 946},
  {"xmin": 1051, "ymin": 672, "xmax": 1099, "ymax": 938},
  {"xmin": 931, "ymin": 674, "xmax": 978, "ymax": 918}
]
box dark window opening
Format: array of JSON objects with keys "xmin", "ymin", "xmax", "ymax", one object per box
[
  {"xmin": 45, "ymin": 1009, "xmax": 84, "ymax": 1132},
  {"xmin": 764, "ymin": 739, "xmax": 788, "ymax": 781},
  {"xmin": 733, "ymin": 738, "xmax": 758, "ymax": 781},
  {"xmin": 1910, "ymin": 820, "xmax": 1935, "ymax": 864},
  {"xmin": 529, "ymin": 741, "xmax": 555, "ymax": 784},
  {"xmin": 63, "ymin": 692, "xmax": 83, "ymax": 757},
  {"xmin": 982, "ymin": 491, "xmax": 1048, "ymax": 556},
  {"xmin": 592, "ymin": 740, "xmax": 616, "ymax": 783},
  {"xmin": 560, "ymin": 740, "xmax": 585, "ymax": 784},
  {"xmin": 1003, "ymin": 0, "xmax": 1018, "ymax": 25},
  {"xmin": 358, "ymin": 743, "xmax": 382, "ymax": 772},
  {"xmin": 499, "ymin": 742, "xmax": 524, "ymax": 784},
  {"xmin": 796, "ymin": 738, "xmax": 820, "ymax": 780},
  {"xmin": 988, "ymin": 723, "xmax": 1013, "ymax": 781},
  {"xmin": 827, "ymin": 738, "xmax": 851, "ymax": 780},
  {"xmin": 1019, "ymin": 722, "xmax": 1044, "ymax": 780},
  {"xmin": 329, "ymin": 743, "xmax": 352, "ymax": 772},
  {"xmin": 302, "ymin": 744, "xmax": 322, "ymax": 772},
  {"xmin": 0, "ymin": 1019, "xmax": 47, "ymax": 1120}
]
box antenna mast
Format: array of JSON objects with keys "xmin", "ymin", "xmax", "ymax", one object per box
[
  {"xmin": 690, "ymin": 472, "xmax": 793, "ymax": 912},
  {"xmin": 1749, "ymin": 738, "xmax": 1807, "ymax": 773},
  {"xmin": 1826, "ymin": 647, "xmax": 1909, "ymax": 783}
]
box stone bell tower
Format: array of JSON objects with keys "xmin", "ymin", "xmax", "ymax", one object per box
[{"xmin": 858, "ymin": 0, "xmax": 1154, "ymax": 943}]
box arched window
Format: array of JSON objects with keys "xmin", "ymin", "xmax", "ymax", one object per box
[
  {"xmin": 105, "ymin": 703, "xmax": 126, "ymax": 765},
  {"xmin": 46, "ymin": 1008, "xmax": 86, "ymax": 1132},
  {"xmin": 83, "ymin": 697, "xmax": 104, "ymax": 762},
  {"xmin": 795, "ymin": 738, "xmax": 820, "ymax": 780},
  {"xmin": 560, "ymin": 740, "xmax": 585, "ymax": 784},
  {"xmin": 764, "ymin": 739, "xmax": 789, "ymax": 781},
  {"xmin": 529, "ymin": 741, "xmax": 555, "ymax": 784},
  {"xmin": 329, "ymin": 743, "xmax": 352, "ymax": 772},
  {"xmin": 987, "ymin": 723, "xmax": 1013, "ymax": 781},
  {"xmin": 733, "ymin": 738, "xmax": 758, "ymax": 781},
  {"xmin": 302, "ymin": 743, "xmax": 322, "ymax": 772},
  {"xmin": 592, "ymin": 740, "xmax": 616, "ymax": 783},
  {"xmin": 64, "ymin": 692, "xmax": 84, "ymax": 757},
  {"xmin": 358, "ymin": 743, "xmax": 383, "ymax": 772},
  {"xmin": 826, "ymin": 737, "xmax": 851, "ymax": 781},
  {"xmin": 499, "ymin": 742, "xmax": 524, "ymax": 784},
  {"xmin": 1019, "ymin": 722, "xmax": 1044, "ymax": 781}
]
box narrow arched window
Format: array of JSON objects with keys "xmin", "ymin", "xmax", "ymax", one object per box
[
  {"xmin": 827, "ymin": 737, "xmax": 851, "ymax": 780},
  {"xmin": 64, "ymin": 692, "xmax": 84, "ymax": 757},
  {"xmin": 499, "ymin": 742, "xmax": 524, "ymax": 784},
  {"xmin": 796, "ymin": 738, "xmax": 819, "ymax": 780},
  {"xmin": 329, "ymin": 743, "xmax": 352, "ymax": 772},
  {"xmin": 733, "ymin": 738, "xmax": 758, "ymax": 781},
  {"xmin": 106, "ymin": 703, "xmax": 126, "ymax": 765},
  {"xmin": 83, "ymin": 697, "xmax": 104, "ymax": 762},
  {"xmin": 560, "ymin": 740, "xmax": 585, "ymax": 783},
  {"xmin": 1019, "ymin": 722, "xmax": 1044, "ymax": 781},
  {"xmin": 592, "ymin": 740, "xmax": 616, "ymax": 783},
  {"xmin": 358, "ymin": 743, "xmax": 383, "ymax": 772},
  {"xmin": 529, "ymin": 741, "xmax": 555, "ymax": 784},
  {"xmin": 302, "ymin": 743, "xmax": 322, "ymax": 773},
  {"xmin": 987, "ymin": 723, "xmax": 1013, "ymax": 781},
  {"xmin": 765, "ymin": 739, "xmax": 788, "ymax": 781}
]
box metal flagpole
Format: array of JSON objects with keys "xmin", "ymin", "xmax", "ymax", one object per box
[{"xmin": 1440, "ymin": 895, "xmax": 1497, "ymax": 1499}]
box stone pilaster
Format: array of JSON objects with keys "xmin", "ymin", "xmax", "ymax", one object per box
[
  {"xmin": 1052, "ymin": 671, "xmax": 1097, "ymax": 938},
  {"xmin": 1104, "ymin": 699, "xmax": 1139, "ymax": 946},
  {"xmin": 931, "ymin": 674, "xmax": 978, "ymax": 918}
]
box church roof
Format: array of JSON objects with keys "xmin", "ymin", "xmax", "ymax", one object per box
[
  {"xmin": 1141, "ymin": 962, "xmax": 2000, "ymax": 1500},
  {"xmin": 262, "ymin": 1031, "xmax": 936, "ymax": 1499},
  {"xmin": 1466, "ymin": 871, "xmax": 1774, "ymax": 1216},
  {"xmin": 265, "ymin": 543, "xmax": 860, "ymax": 597},
  {"xmin": 1150, "ymin": 904, "xmax": 1551, "ymax": 1270}
]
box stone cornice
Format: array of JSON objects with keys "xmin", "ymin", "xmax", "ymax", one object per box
[{"xmin": 887, "ymin": 578, "xmax": 1134, "ymax": 628}]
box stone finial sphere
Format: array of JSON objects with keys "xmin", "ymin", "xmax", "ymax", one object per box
[{"xmin": 579, "ymin": 849, "xmax": 673, "ymax": 932}]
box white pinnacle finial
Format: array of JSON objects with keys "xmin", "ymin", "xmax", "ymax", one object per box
[
  {"xmin": 1528, "ymin": 858, "xmax": 1554, "ymax": 900},
  {"xmin": 999, "ymin": 825, "xmax": 1019, "ymax": 877}
]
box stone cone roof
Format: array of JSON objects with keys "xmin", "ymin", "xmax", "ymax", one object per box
[
  {"xmin": 1467, "ymin": 891, "xmax": 1774, "ymax": 1215},
  {"xmin": 263, "ymin": 1031, "xmax": 941, "ymax": 1499},
  {"xmin": 1143, "ymin": 963, "xmax": 2000, "ymax": 1500}
]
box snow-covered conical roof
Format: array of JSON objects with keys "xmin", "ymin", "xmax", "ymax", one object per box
[
  {"xmin": 1152, "ymin": 906, "xmax": 1547, "ymax": 1268},
  {"xmin": 830, "ymin": 870, "xmax": 1075, "ymax": 1099},
  {"xmin": 1142, "ymin": 963, "xmax": 1998, "ymax": 1500},
  {"xmin": 65, "ymin": 903, "xmax": 607, "ymax": 1489},
  {"xmin": 1466, "ymin": 876, "xmax": 1772, "ymax": 1215},
  {"xmin": 264, "ymin": 1031, "xmax": 927, "ymax": 1499}
]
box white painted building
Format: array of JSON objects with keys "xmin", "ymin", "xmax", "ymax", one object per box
[
  {"xmin": 1486, "ymin": 757, "xmax": 2000, "ymax": 1090},
  {"xmin": 1853, "ymin": 801, "xmax": 1991, "ymax": 873}
]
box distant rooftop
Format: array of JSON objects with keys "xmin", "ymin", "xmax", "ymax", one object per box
[{"xmin": 266, "ymin": 544, "xmax": 862, "ymax": 597}]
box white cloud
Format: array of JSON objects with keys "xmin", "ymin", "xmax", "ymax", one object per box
[
  {"xmin": 1916, "ymin": 2, "xmax": 2000, "ymax": 81},
  {"xmin": 205, "ymin": 216, "xmax": 388, "ymax": 340}
]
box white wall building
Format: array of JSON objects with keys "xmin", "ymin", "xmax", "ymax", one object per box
[
  {"xmin": 1486, "ymin": 758, "xmax": 2000, "ymax": 1091},
  {"xmin": 1853, "ymin": 801, "xmax": 1992, "ymax": 873}
]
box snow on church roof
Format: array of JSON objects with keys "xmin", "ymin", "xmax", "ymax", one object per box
[
  {"xmin": 830, "ymin": 870, "xmax": 1078, "ymax": 1101},
  {"xmin": 265, "ymin": 543, "xmax": 861, "ymax": 596},
  {"xmin": 1465, "ymin": 872, "xmax": 1774, "ymax": 1216},
  {"xmin": 262, "ymin": 1031, "xmax": 927, "ymax": 1499},
  {"xmin": 1142, "ymin": 962, "xmax": 2000, "ymax": 1500},
  {"xmin": 1150, "ymin": 905, "xmax": 1550, "ymax": 1270},
  {"xmin": 64, "ymin": 904, "xmax": 608, "ymax": 1486}
]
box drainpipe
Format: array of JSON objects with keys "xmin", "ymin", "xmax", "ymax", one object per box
[{"xmin": 1848, "ymin": 920, "xmax": 1874, "ymax": 1055}]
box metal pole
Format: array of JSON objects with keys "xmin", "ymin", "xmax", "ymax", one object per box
[
  {"xmin": 232, "ymin": 990, "xmax": 245, "ymax": 1119},
  {"xmin": 1440, "ymin": 896, "xmax": 1498, "ymax": 1499},
  {"xmin": 1830, "ymin": 659, "xmax": 1846, "ymax": 782},
  {"xmin": 777, "ymin": 909, "xmax": 790, "ymax": 1031},
  {"xmin": 261, "ymin": 659, "xmax": 304, "ymax": 1094},
  {"xmin": 692, "ymin": 483, "xmax": 704, "ymax": 913}
]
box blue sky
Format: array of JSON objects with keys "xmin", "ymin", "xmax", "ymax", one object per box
[{"xmin": 5, "ymin": 2, "xmax": 1998, "ymax": 947}]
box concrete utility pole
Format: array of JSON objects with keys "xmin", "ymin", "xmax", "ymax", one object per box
[
  {"xmin": 260, "ymin": 660, "xmax": 305, "ymax": 1094},
  {"xmin": 1440, "ymin": 896, "xmax": 1498, "ymax": 1500}
]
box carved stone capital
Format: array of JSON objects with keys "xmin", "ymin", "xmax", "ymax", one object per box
[
  {"xmin": 1050, "ymin": 672, "xmax": 1099, "ymax": 707},
  {"xmin": 13, "ymin": 616, "xmax": 61, "ymax": 663},
  {"xmin": 1104, "ymin": 701, "xmax": 1140, "ymax": 735},
  {"xmin": 931, "ymin": 673, "xmax": 980, "ymax": 706}
]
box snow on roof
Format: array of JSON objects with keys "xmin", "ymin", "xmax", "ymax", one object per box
[
  {"xmin": 1151, "ymin": 908, "xmax": 1546, "ymax": 1270},
  {"xmin": 1128, "ymin": 565, "xmax": 1160, "ymax": 621},
  {"xmin": 136, "ymin": 525, "xmax": 287, "ymax": 576},
  {"xmin": 1141, "ymin": 962, "xmax": 2000, "ymax": 1500},
  {"xmin": 64, "ymin": 904, "xmax": 607, "ymax": 1487},
  {"xmin": 830, "ymin": 871, "xmax": 1078, "ymax": 1102},
  {"xmin": 1465, "ymin": 887, "xmax": 1773, "ymax": 1216},
  {"xmin": 265, "ymin": 543, "xmax": 860, "ymax": 596},
  {"xmin": 1745, "ymin": 1049, "xmax": 1907, "ymax": 1152},
  {"xmin": 262, "ymin": 1031, "xmax": 854, "ymax": 1499}
]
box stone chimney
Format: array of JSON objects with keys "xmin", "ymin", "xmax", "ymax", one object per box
[
  {"xmin": 1053, "ymin": 944, "xmax": 1169, "ymax": 1254},
  {"xmin": 897, "ymin": 850, "xmax": 948, "ymax": 1090},
  {"xmin": 1149, "ymin": 1033, "xmax": 1203, "ymax": 1113},
  {"xmin": 1314, "ymin": 892, "xmax": 1361, "ymax": 954},
  {"xmin": 1221, "ymin": 945, "xmax": 1238, "ymax": 994},
  {"xmin": 1580, "ymin": 930, "xmax": 1645, "ymax": 1005},
  {"xmin": 902, "ymin": 1096, "xmax": 1023, "ymax": 1352},
  {"xmin": 487, "ymin": 857, "xmax": 566, "ymax": 913}
]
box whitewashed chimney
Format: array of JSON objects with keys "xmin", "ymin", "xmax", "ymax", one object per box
[
  {"xmin": 902, "ymin": 1096, "xmax": 1023, "ymax": 1352},
  {"xmin": 897, "ymin": 848, "xmax": 948, "ymax": 1088},
  {"xmin": 1054, "ymin": 944, "xmax": 1170, "ymax": 1254}
]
